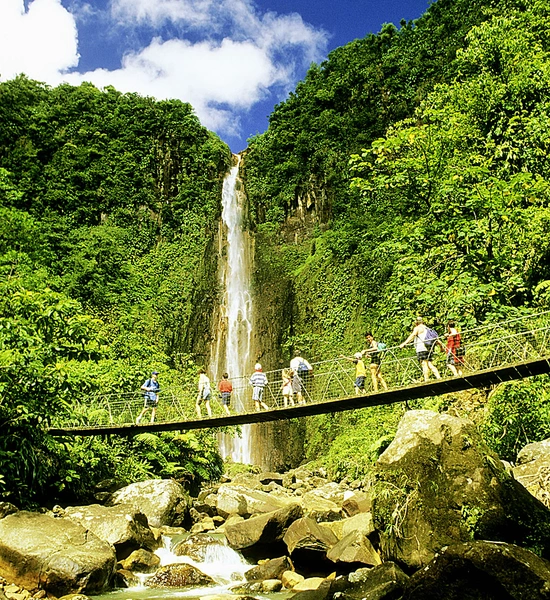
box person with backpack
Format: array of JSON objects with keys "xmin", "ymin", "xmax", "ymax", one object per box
[
  {"xmin": 400, "ymin": 317, "xmax": 444, "ymax": 381},
  {"xmin": 290, "ymin": 351, "xmax": 313, "ymax": 399},
  {"xmin": 363, "ymin": 332, "xmax": 388, "ymax": 392},
  {"xmin": 136, "ymin": 371, "xmax": 160, "ymax": 424}
]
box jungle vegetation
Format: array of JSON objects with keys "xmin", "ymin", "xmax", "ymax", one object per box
[
  {"xmin": 244, "ymin": 0, "xmax": 550, "ymax": 476},
  {"xmin": 2, "ymin": 0, "xmax": 550, "ymax": 504}
]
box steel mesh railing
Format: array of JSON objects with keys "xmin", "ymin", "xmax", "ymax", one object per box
[{"xmin": 55, "ymin": 311, "xmax": 550, "ymax": 428}]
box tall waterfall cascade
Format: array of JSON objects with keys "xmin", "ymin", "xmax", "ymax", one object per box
[{"xmin": 210, "ymin": 155, "xmax": 254, "ymax": 463}]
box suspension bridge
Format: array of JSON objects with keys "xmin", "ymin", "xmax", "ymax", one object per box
[{"xmin": 48, "ymin": 312, "xmax": 550, "ymax": 437}]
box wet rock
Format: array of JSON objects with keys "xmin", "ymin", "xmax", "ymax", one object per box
[
  {"xmin": 114, "ymin": 569, "xmax": 139, "ymax": 588},
  {"xmin": 261, "ymin": 579, "xmax": 282, "ymax": 592},
  {"xmin": 402, "ymin": 540, "xmax": 550, "ymax": 599},
  {"xmin": 64, "ymin": 503, "xmax": 158, "ymax": 559},
  {"xmin": 373, "ymin": 410, "xmax": 550, "ymax": 569},
  {"xmin": 172, "ymin": 534, "xmax": 224, "ymax": 561},
  {"xmin": 107, "ymin": 479, "xmax": 190, "ymax": 528},
  {"xmin": 145, "ymin": 564, "xmax": 215, "ymax": 588},
  {"xmin": 244, "ymin": 556, "xmax": 293, "ymax": 581},
  {"xmin": 0, "ymin": 511, "xmax": 115, "ymax": 596},
  {"xmin": 118, "ymin": 548, "xmax": 160, "ymax": 573}
]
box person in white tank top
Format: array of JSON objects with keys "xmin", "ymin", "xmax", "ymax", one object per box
[{"xmin": 400, "ymin": 316, "xmax": 443, "ymax": 382}]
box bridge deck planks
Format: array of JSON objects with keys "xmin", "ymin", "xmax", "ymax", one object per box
[{"xmin": 48, "ymin": 357, "xmax": 550, "ymax": 437}]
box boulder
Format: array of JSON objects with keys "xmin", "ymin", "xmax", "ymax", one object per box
[
  {"xmin": 259, "ymin": 472, "xmax": 285, "ymax": 486},
  {"xmin": 0, "ymin": 503, "xmax": 18, "ymax": 520},
  {"xmin": 373, "ymin": 410, "xmax": 550, "ymax": 569},
  {"xmin": 282, "ymin": 570, "xmax": 305, "ymax": 589},
  {"xmin": 260, "ymin": 579, "xmax": 283, "ymax": 592},
  {"xmin": 337, "ymin": 563, "xmax": 409, "ymax": 600},
  {"xmin": 0, "ymin": 511, "xmax": 116, "ymax": 596},
  {"xmin": 118, "ymin": 549, "xmax": 160, "ymax": 573},
  {"xmin": 341, "ymin": 512, "xmax": 375, "ymax": 539},
  {"xmin": 216, "ymin": 484, "xmax": 293, "ymax": 518},
  {"xmin": 513, "ymin": 438, "xmax": 550, "ymax": 509},
  {"xmin": 224, "ymin": 503, "xmax": 303, "ymax": 559},
  {"xmin": 244, "ymin": 556, "xmax": 292, "ymax": 581},
  {"xmin": 402, "ymin": 541, "xmax": 550, "ymax": 599},
  {"xmin": 300, "ymin": 491, "xmax": 341, "ymax": 522},
  {"xmin": 283, "ymin": 517, "xmax": 338, "ymax": 555},
  {"xmin": 114, "ymin": 569, "xmax": 139, "ymax": 588},
  {"xmin": 326, "ymin": 531, "xmax": 381, "ymax": 568},
  {"xmin": 341, "ymin": 491, "xmax": 372, "ymax": 517},
  {"xmin": 145, "ymin": 564, "xmax": 214, "ymax": 587},
  {"xmin": 107, "ymin": 479, "xmax": 190, "ymax": 528},
  {"xmin": 64, "ymin": 504, "xmax": 158, "ymax": 559}
]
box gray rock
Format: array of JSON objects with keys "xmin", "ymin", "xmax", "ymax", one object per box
[
  {"xmin": 244, "ymin": 556, "xmax": 293, "ymax": 582},
  {"xmin": 64, "ymin": 503, "xmax": 158, "ymax": 559},
  {"xmin": 145, "ymin": 564, "xmax": 214, "ymax": 588},
  {"xmin": 225, "ymin": 503, "xmax": 303, "ymax": 558},
  {"xmin": 326, "ymin": 531, "xmax": 381, "ymax": 567},
  {"xmin": 373, "ymin": 410, "xmax": 550, "ymax": 569},
  {"xmin": 0, "ymin": 511, "xmax": 115, "ymax": 596},
  {"xmin": 342, "ymin": 491, "xmax": 372, "ymax": 517},
  {"xmin": 283, "ymin": 517, "xmax": 338, "ymax": 554},
  {"xmin": 118, "ymin": 548, "xmax": 160, "ymax": 573},
  {"xmin": 216, "ymin": 484, "xmax": 293, "ymax": 518},
  {"xmin": 401, "ymin": 540, "xmax": 550, "ymax": 599},
  {"xmin": 107, "ymin": 479, "xmax": 190, "ymax": 527},
  {"xmin": 339, "ymin": 562, "xmax": 409, "ymax": 600}
]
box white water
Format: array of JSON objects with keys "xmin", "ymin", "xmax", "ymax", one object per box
[{"xmin": 212, "ymin": 156, "xmax": 254, "ymax": 464}]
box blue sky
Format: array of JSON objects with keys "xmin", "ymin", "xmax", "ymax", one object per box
[{"xmin": 1, "ymin": 0, "xmax": 431, "ymax": 152}]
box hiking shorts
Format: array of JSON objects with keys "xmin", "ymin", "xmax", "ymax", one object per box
[
  {"xmin": 221, "ymin": 392, "xmax": 231, "ymax": 406},
  {"xmin": 355, "ymin": 376, "xmax": 366, "ymax": 390},
  {"xmin": 417, "ymin": 350, "xmax": 430, "ymax": 362},
  {"xmin": 252, "ymin": 386, "xmax": 265, "ymax": 402},
  {"xmin": 144, "ymin": 393, "xmax": 158, "ymax": 407}
]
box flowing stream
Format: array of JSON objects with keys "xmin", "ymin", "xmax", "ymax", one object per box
[
  {"xmin": 93, "ymin": 534, "xmax": 290, "ymax": 600},
  {"xmin": 211, "ymin": 155, "xmax": 254, "ymax": 463}
]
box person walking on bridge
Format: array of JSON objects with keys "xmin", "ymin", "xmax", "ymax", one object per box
[
  {"xmin": 340, "ymin": 352, "xmax": 367, "ymax": 395},
  {"xmin": 445, "ymin": 320, "xmax": 464, "ymax": 377},
  {"xmin": 137, "ymin": 371, "xmax": 160, "ymax": 424},
  {"xmin": 250, "ymin": 363, "xmax": 269, "ymax": 411},
  {"xmin": 218, "ymin": 372, "xmax": 232, "ymax": 416},
  {"xmin": 196, "ymin": 369, "xmax": 212, "ymax": 418},
  {"xmin": 363, "ymin": 332, "xmax": 388, "ymax": 393},
  {"xmin": 400, "ymin": 317, "xmax": 444, "ymax": 382},
  {"xmin": 290, "ymin": 351, "xmax": 313, "ymax": 399}
]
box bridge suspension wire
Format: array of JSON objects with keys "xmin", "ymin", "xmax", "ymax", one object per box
[{"xmin": 48, "ymin": 311, "xmax": 550, "ymax": 436}]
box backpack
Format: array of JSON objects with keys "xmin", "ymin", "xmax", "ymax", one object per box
[
  {"xmin": 377, "ymin": 342, "xmax": 387, "ymax": 353},
  {"xmin": 297, "ymin": 359, "xmax": 309, "ymax": 373},
  {"xmin": 424, "ymin": 327, "xmax": 439, "ymax": 348}
]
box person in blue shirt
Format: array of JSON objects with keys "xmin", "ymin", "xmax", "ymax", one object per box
[{"xmin": 136, "ymin": 371, "xmax": 160, "ymax": 424}]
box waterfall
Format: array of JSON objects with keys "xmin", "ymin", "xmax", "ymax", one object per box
[{"xmin": 211, "ymin": 155, "xmax": 254, "ymax": 464}]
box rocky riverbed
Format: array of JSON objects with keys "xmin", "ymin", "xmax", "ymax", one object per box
[{"xmin": 1, "ymin": 409, "xmax": 550, "ymax": 599}]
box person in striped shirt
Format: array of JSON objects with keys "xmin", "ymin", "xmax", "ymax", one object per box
[{"xmin": 250, "ymin": 363, "xmax": 269, "ymax": 411}]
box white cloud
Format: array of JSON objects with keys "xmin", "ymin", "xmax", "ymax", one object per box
[
  {"xmin": 0, "ymin": 0, "xmax": 328, "ymax": 139},
  {"xmin": 0, "ymin": 0, "xmax": 79, "ymax": 81}
]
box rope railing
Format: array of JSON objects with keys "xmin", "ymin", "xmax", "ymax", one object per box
[{"xmin": 54, "ymin": 312, "xmax": 550, "ymax": 429}]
